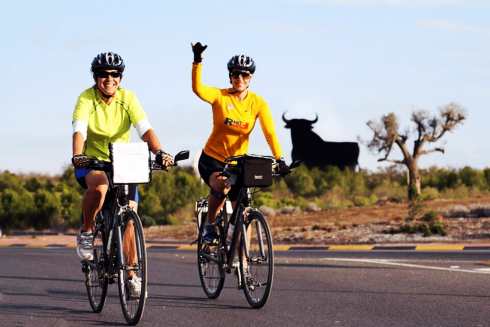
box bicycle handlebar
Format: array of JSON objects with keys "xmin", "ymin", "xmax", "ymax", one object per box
[
  {"xmin": 217, "ymin": 156, "xmax": 301, "ymax": 180},
  {"xmin": 86, "ymin": 150, "xmax": 190, "ymax": 172}
]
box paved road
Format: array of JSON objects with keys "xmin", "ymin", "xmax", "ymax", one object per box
[{"xmin": 1, "ymin": 247, "xmax": 490, "ymax": 326}]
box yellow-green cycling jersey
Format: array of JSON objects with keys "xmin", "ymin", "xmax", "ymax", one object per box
[
  {"xmin": 192, "ymin": 63, "xmax": 284, "ymax": 162},
  {"xmin": 72, "ymin": 86, "xmax": 150, "ymax": 161}
]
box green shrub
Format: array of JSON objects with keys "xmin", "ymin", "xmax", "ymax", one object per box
[
  {"xmin": 484, "ymin": 168, "xmax": 490, "ymax": 190},
  {"xmin": 310, "ymin": 167, "xmax": 329, "ymax": 195},
  {"xmin": 421, "ymin": 166, "xmax": 440, "ymax": 189},
  {"xmin": 343, "ymin": 199, "xmax": 354, "ymax": 208},
  {"xmin": 279, "ymin": 196, "xmax": 309, "ymax": 210},
  {"xmin": 440, "ymin": 185, "xmax": 469, "ymax": 199},
  {"xmin": 253, "ymin": 191, "xmax": 278, "ymax": 209},
  {"xmin": 313, "ymin": 197, "xmax": 327, "ymax": 210},
  {"xmin": 459, "ymin": 166, "xmax": 485, "ymax": 189},
  {"xmin": 421, "ymin": 210, "xmax": 438, "ymax": 223},
  {"xmin": 438, "ymin": 169, "xmax": 458, "ymax": 190},
  {"xmin": 399, "ymin": 223, "xmax": 418, "ymax": 234},
  {"xmin": 33, "ymin": 189, "xmax": 61, "ymax": 230},
  {"xmin": 421, "ymin": 187, "xmax": 439, "ymax": 200},
  {"xmin": 2, "ymin": 163, "xmax": 490, "ymax": 230},
  {"xmin": 353, "ymin": 196, "xmax": 371, "ymax": 207},
  {"xmin": 389, "ymin": 221, "xmax": 446, "ymax": 237},
  {"xmin": 420, "ymin": 224, "xmax": 432, "ymax": 237},
  {"xmin": 325, "ymin": 195, "xmax": 341, "ymax": 210},
  {"xmin": 284, "ymin": 164, "xmax": 316, "ymax": 196},
  {"xmin": 140, "ymin": 215, "xmax": 157, "ymax": 227},
  {"xmin": 369, "ymin": 194, "xmax": 379, "ymax": 205},
  {"xmin": 372, "ymin": 180, "xmax": 406, "ymax": 201},
  {"xmin": 431, "ymin": 222, "xmax": 447, "ymax": 236},
  {"xmin": 349, "ymin": 172, "xmax": 368, "ymax": 197}
]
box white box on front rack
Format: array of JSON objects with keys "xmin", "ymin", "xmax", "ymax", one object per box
[{"xmin": 109, "ymin": 142, "xmax": 151, "ymax": 184}]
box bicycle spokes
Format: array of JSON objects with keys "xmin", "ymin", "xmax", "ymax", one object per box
[
  {"xmin": 118, "ymin": 211, "xmax": 147, "ymax": 325},
  {"xmin": 85, "ymin": 218, "xmax": 109, "ymax": 313},
  {"xmin": 197, "ymin": 228, "xmax": 226, "ymax": 299},
  {"xmin": 240, "ymin": 211, "xmax": 274, "ymax": 308}
]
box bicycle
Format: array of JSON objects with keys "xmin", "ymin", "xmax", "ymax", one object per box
[
  {"xmin": 195, "ymin": 154, "xmax": 299, "ymax": 309},
  {"xmin": 80, "ymin": 143, "xmax": 189, "ymax": 325}
]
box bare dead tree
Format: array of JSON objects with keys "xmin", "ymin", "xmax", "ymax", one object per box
[{"xmin": 364, "ymin": 102, "xmax": 467, "ymax": 200}]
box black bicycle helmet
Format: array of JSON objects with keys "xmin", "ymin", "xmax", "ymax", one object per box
[
  {"xmin": 227, "ymin": 54, "xmax": 256, "ymax": 73},
  {"xmin": 91, "ymin": 52, "xmax": 125, "ymax": 73}
]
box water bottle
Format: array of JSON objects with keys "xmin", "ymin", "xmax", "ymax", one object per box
[{"xmin": 226, "ymin": 223, "xmax": 235, "ymax": 245}]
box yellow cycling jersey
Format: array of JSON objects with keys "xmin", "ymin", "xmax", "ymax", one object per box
[
  {"xmin": 192, "ymin": 63, "xmax": 284, "ymax": 162},
  {"xmin": 72, "ymin": 86, "xmax": 148, "ymax": 161}
]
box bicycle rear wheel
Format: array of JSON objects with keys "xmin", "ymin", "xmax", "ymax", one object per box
[
  {"xmin": 85, "ymin": 213, "xmax": 108, "ymax": 313},
  {"xmin": 117, "ymin": 210, "xmax": 147, "ymax": 326},
  {"xmin": 240, "ymin": 210, "xmax": 274, "ymax": 309},
  {"xmin": 197, "ymin": 212, "xmax": 226, "ymax": 299}
]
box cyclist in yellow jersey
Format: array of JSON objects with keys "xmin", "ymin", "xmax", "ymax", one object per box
[
  {"xmin": 191, "ymin": 42, "xmax": 290, "ymax": 245},
  {"xmin": 71, "ymin": 52, "xmax": 174, "ymax": 296}
]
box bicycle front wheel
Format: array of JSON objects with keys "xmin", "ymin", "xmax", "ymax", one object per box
[
  {"xmin": 85, "ymin": 214, "xmax": 108, "ymax": 313},
  {"xmin": 197, "ymin": 213, "xmax": 226, "ymax": 299},
  {"xmin": 240, "ymin": 210, "xmax": 274, "ymax": 309},
  {"xmin": 117, "ymin": 210, "xmax": 147, "ymax": 326}
]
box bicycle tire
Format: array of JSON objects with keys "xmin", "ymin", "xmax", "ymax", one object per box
[
  {"xmin": 117, "ymin": 210, "xmax": 147, "ymax": 326},
  {"xmin": 197, "ymin": 211, "xmax": 226, "ymax": 299},
  {"xmin": 85, "ymin": 213, "xmax": 109, "ymax": 313},
  {"xmin": 239, "ymin": 210, "xmax": 274, "ymax": 309}
]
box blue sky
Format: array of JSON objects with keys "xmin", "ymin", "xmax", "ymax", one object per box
[{"xmin": 1, "ymin": 0, "xmax": 489, "ymax": 175}]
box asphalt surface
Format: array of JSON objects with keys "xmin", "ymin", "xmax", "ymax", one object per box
[{"xmin": 1, "ymin": 247, "xmax": 490, "ymax": 326}]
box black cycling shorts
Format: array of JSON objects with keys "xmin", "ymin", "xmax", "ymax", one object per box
[{"xmin": 198, "ymin": 151, "xmax": 240, "ymax": 202}]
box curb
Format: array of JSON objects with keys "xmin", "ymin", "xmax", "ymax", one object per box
[{"xmin": 2, "ymin": 244, "xmax": 490, "ymax": 251}]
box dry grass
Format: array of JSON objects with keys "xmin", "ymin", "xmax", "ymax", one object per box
[{"xmin": 145, "ymin": 195, "xmax": 490, "ymax": 244}]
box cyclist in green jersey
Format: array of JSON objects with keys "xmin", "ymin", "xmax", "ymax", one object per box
[{"xmin": 71, "ymin": 52, "xmax": 174, "ymax": 296}]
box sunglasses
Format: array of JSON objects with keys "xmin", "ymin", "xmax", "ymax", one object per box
[
  {"xmin": 231, "ymin": 71, "xmax": 251, "ymax": 79},
  {"xmin": 97, "ymin": 71, "xmax": 122, "ymax": 78}
]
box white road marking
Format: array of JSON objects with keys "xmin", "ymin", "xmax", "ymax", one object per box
[{"xmin": 321, "ymin": 258, "xmax": 490, "ymax": 274}]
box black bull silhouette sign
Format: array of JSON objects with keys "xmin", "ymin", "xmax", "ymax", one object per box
[{"xmin": 283, "ymin": 113, "xmax": 360, "ymax": 171}]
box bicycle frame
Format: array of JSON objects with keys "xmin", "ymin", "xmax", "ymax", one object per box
[
  {"xmin": 223, "ymin": 187, "xmax": 250, "ymax": 271},
  {"xmin": 199, "ymin": 184, "xmax": 259, "ymax": 276},
  {"xmin": 83, "ymin": 180, "xmax": 138, "ymax": 282}
]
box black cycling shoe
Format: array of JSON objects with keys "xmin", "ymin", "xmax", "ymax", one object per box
[{"xmin": 203, "ymin": 224, "xmax": 219, "ymax": 245}]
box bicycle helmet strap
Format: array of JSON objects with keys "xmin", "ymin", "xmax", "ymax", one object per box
[{"xmin": 96, "ymin": 86, "xmax": 115, "ymax": 100}]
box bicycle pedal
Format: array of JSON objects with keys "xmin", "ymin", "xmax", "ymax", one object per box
[{"xmin": 81, "ymin": 261, "xmax": 88, "ymax": 273}]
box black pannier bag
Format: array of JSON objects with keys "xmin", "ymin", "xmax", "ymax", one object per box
[{"xmin": 240, "ymin": 156, "xmax": 273, "ymax": 187}]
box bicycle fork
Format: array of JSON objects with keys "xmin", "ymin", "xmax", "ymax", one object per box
[{"xmin": 116, "ymin": 209, "xmax": 143, "ymax": 274}]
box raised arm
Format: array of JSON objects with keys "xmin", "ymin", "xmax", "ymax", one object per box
[
  {"xmin": 191, "ymin": 42, "xmax": 219, "ymax": 103},
  {"xmin": 257, "ymin": 103, "xmax": 284, "ymax": 160}
]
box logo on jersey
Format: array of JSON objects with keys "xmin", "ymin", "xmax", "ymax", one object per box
[
  {"xmin": 227, "ymin": 103, "xmax": 233, "ymax": 110},
  {"xmin": 224, "ymin": 117, "xmax": 249, "ymax": 130}
]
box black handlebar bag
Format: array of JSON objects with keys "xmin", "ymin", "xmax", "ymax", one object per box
[{"xmin": 239, "ymin": 156, "xmax": 273, "ymax": 187}]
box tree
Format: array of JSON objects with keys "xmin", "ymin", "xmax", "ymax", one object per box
[{"xmin": 365, "ymin": 102, "xmax": 466, "ymax": 200}]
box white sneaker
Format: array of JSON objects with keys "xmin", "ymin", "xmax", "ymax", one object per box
[
  {"xmin": 77, "ymin": 228, "xmax": 94, "ymax": 260},
  {"xmin": 128, "ymin": 276, "xmax": 142, "ymax": 298}
]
